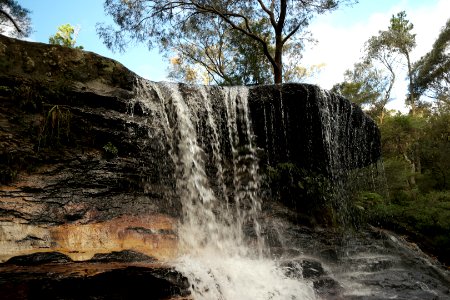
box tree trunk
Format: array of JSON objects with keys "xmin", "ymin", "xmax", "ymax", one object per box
[
  {"xmin": 273, "ymin": 0, "xmax": 286, "ymax": 84},
  {"xmin": 274, "ymin": 40, "xmax": 283, "ymax": 84},
  {"xmin": 406, "ymin": 52, "xmax": 415, "ymax": 115},
  {"xmin": 379, "ymin": 110, "xmax": 385, "ymax": 125}
]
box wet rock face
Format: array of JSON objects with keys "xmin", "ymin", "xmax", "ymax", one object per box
[
  {"xmin": 0, "ymin": 34, "xmax": 180, "ymax": 261},
  {"xmin": 0, "ymin": 251, "xmax": 190, "ymax": 300},
  {"xmin": 248, "ymin": 84, "xmax": 381, "ymax": 174},
  {"xmin": 0, "ymin": 34, "xmax": 380, "ymax": 262},
  {"xmin": 262, "ymin": 203, "xmax": 450, "ymax": 299},
  {"xmin": 248, "ymin": 85, "xmax": 381, "ymax": 223}
]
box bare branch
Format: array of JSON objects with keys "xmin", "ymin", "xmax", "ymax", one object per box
[
  {"xmin": 0, "ymin": 8, "xmax": 22, "ymax": 33},
  {"xmin": 256, "ymin": 0, "xmax": 276, "ymax": 28}
]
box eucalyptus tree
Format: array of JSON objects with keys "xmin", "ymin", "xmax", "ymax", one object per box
[
  {"xmin": 167, "ymin": 15, "xmax": 317, "ymax": 85},
  {"xmin": 366, "ymin": 11, "xmax": 416, "ymax": 114},
  {"xmin": 167, "ymin": 17, "xmax": 273, "ymax": 85},
  {"xmin": 0, "ymin": 0, "xmax": 31, "ymax": 37},
  {"xmin": 97, "ymin": 0, "xmax": 356, "ymax": 84},
  {"xmin": 364, "ymin": 35, "xmax": 398, "ymax": 117},
  {"xmin": 331, "ymin": 61, "xmax": 391, "ymax": 124},
  {"xmin": 414, "ymin": 18, "xmax": 450, "ymax": 105}
]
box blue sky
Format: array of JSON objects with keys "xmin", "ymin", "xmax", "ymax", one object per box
[
  {"xmin": 17, "ymin": 0, "xmax": 450, "ymax": 111},
  {"xmin": 21, "ymin": 0, "xmax": 166, "ymax": 80}
]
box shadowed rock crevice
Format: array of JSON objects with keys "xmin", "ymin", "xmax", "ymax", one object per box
[{"xmin": 0, "ymin": 251, "xmax": 190, "ymax": 300}]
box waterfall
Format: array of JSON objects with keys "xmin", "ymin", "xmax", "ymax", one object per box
[{"xmin": 132, "ymin": 79, "xmax": 316, "ymax": 300}]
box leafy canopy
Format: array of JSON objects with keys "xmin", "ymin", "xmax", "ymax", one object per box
[
  {"xmin": 413, "ymin": 18, "xmax": 450, "ymax": 104},
  {"xmin": 97, "ymin": 0, "xmax": 355, "ymax": 84},
  {"xmin": 49, "ymin": 24, "xmax": 83, "ymax": 49}
]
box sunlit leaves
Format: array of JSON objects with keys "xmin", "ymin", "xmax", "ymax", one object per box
[{"xmin": 49, "ymin": 24, "xmax": 83, "ymax": 49}]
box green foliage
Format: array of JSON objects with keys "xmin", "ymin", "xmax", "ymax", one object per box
[
  {"xmin": 382, "ymin": 158, "xmax": 410, "ymax": 191},
  {"xmin": 385, "ymin": 11, "xmax": 416, "ymax": 55},
  {"xmin": 0, "ymin": 0, "xmax": 32, "ymax": 37},
  {"xmin": 355, "ymin": 191, "xmax": 384, "ymax": 209},
  {"xmin": 0, "ymin": 85, "xmax": 11, "ymax": 93},
  {"xmin": 335, "ymin": 12, "xmax": 450, "ymax": 262},
  {"xmin": 418, "ymin": 111, "xmax": 450, "ymax": 191},
  {"xmin": 356, "ymin": 108, "xmax": 450, "ymax": 262},
  {"xmin": 331, "ymin": 61, "xmax": 391, "ymax": 123},
  {"xmin": 167, "ymin": 17, "xmax": 272, "ymax": 85},
  {"xmin": 97, "ymin": 0, "xmax": 353, "ymax": 83},
  {"xmin": 168, "ymin": 16, "xmax": 323, "ymax": 85},
  {"xmin": 368, "ymin": 190, "xmax": 450, "ymax": 262},
  {"xmin": 413, "ymin": 18, "xmax": 450, "ymax": 103},
  {"xmin": 49, "ymin": 24, "xmax": 84, "ymax": 49},
  {"xmin": 381, "ymin": 114, "xmax": 424, "ymax": 158},
  {"xmin": 103, "ymin": 142, "xmax": 118, "ymax": 159}
]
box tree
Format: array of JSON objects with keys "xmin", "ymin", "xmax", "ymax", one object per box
[
  {"xmin": 167, "ymin": 16, "xmax": 320, "ymax": 85},
  {"xmin": 97, "ymin": 0, "xmax": 355, "ymax": 84},
  {"xmin": 388, "ymin": 11, "xmax": 416, "ymax": 114},
  {"xmin": 0, "ymin": 0, "xmax": 31, "ymax": 38},
  {"xmin": 419, "ymin": 109, "xmax": 450, "ymax": 191},
  {"xmin": 413, "ymin": 18, "xmax": 450, "ymax": 105},
  {"xmin": 49, "ymin": 24, "xmax": 83, "ymax": 49},
  {"xmin": 167, "ymin": 16, "xmax": 273, "ymax": 85},
  {"xmin": 364, "ymin": 36, "xmax": 398, "ymax": 121},
  {"xmin": 364, "ymin": 12, "xmax": 416, "ymax": 114},
  {"xmin": 381, "ymin": 113, "xmax": 425, "ymax": 197},
  {"xmin": 331, "ymin": 61, "xmax": 391, "ymax": 124}
]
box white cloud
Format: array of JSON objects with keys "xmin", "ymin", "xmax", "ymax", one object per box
[{"xmin": 302, "ymin": 0, "xmax": 450, "ymax": 113}]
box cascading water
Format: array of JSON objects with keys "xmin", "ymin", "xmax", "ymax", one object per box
[
  {"xmin": 132, "ymin": 79, "xmax": 316, "ymax": 300},
  {"xmin": 2, "ymin": 36, "xmax": 449, "ymax": 300},
  {"xmin": 127, "ymin": 81, "xmax": 448, "ymax": 300}
]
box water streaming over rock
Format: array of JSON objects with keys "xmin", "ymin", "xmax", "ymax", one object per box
[
  {"xmin": 1, "ymin": 35, "xmax": 449, "ymax": 300},
  {"xmin": 132, "ymin": 79, "xmax": 316, "ymax": 299},
  {"xmin": 129, "ymin": 80, "xmax": 449, "ymax": 299}
]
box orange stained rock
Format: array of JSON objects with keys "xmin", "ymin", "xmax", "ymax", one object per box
[
  {"xmin": 0, "ymin": 214, "xmax": 179, "ymax": 263},
  {"xmin": 50, "ymin": 214, "xmax": 179, "ymax": 261}
]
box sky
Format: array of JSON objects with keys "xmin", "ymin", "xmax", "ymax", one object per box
[{"xmin": 12, "ymin": 0, "xmax": 450, "ymax": 112}]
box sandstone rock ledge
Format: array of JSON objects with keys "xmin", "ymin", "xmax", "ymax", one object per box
[{"xmin": 0, "ymin": 34, "xmax": 179, "ymax": 262}]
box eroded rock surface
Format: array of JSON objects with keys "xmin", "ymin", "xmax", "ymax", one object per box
[
  {"xmin": 0, "ymin": 34, "xmax": 180, "ymax": 262},
  {"xmin": 0, "ymin": 251, "xmax": 190, "ymax": 300},
  {"xmin": 1, "ymin": 33, "xmax": 448, "ymax": 300},
  {"xmin": 263, "ymin": 204, "xmax": 450, "ymax": 299},
  {"xmin": 0, "ymin": 33, "xmax": 381, "ymax": 261}
]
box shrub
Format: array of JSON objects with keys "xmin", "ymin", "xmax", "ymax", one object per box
[{"xmin": 103, "ymin": 142, "xmax": 118, "ymax": 159}]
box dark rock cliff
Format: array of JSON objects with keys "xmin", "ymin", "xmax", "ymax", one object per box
[
  {"xmin": 2, "ymin": 34, "xmax": 449, "ymax": 300},
  {"xmin": 0, "ymin": 34, "xmax": 178, "ymax": 223},
  {"xmin": 0, "ymin": 33, "xmax": 380, "ymax": 261},
  {"xmin": 249, "ymin": 84, "xmax": 380, "ymax": 173}
]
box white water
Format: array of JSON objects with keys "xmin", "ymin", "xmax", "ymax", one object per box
[
  {"xmin": 133, "ymin": 80, "xmax": 316, "ymax": 299},
  {"xmin": 176, "ymin": 251, "xmax": 315, "ymax": 300},
  {"xmin": 127, "ymin": 81, "xmax": 450, "ymax": 300}
]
